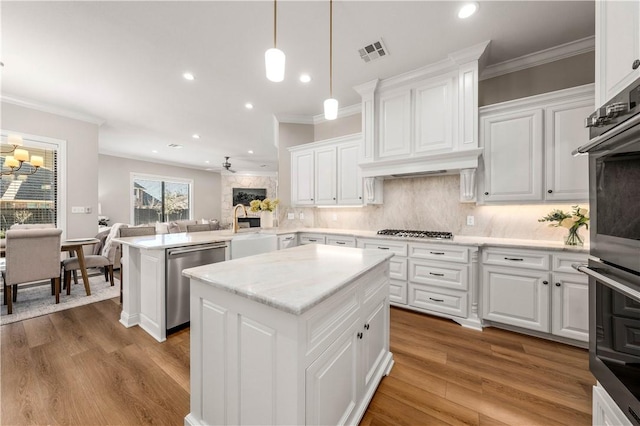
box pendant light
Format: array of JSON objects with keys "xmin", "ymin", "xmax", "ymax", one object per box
[
  {"xmin": 324, "ymin": 0, "xmax": 338, "ymax": 120},
  {"xmin": 265, "ymin": 0, "xmax": 285, "ymax": 82}
]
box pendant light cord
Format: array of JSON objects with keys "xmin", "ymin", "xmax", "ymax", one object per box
[
  {"xmin": 329, "ymin": 0, "xmax": 333, "ymax": 97},
  {"xmin": 273, "ymin": 0, "xmax": 277, "ymax": 48}
]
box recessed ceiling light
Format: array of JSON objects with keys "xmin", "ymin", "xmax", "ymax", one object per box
[
  {"xmin": 245, "ymin": 102, "xmax": 254, "ymax": 110},
  {"xmin": 248, "ymin": 150, "xmax": 254, "ymax": 154},
  {"xmin": 152, "ymin": 150, "xmax": 158, "ymax": 153},
  {"xmin": 458, "ymin": 2, "xmax": 479, "ymax": 19},
  {"xmin": 192, "ymin": 134, "xmax": 200, "ymax": 139},
  {"xmin": 205, "ymin": 160, "xmax": 210, "ymax": 164},
  {"xmin": 168, "ymin": 143, "xmax": 183, "ymax": 149},
  {"xmin": 299, "ymin": 74, "xmax": 311, "ymax": 83},
  {"xmin": 183, "ymin": 72, "xmax": 195, "ymax": 81}
]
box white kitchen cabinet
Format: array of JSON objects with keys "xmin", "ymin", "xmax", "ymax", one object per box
[
  {"xmin": 378, "ymin": 89, "xmax": 411, "ymax": 158},
  {"xmin": 479, "ymin": 85, "xmax": 594, "ymax": 203},
  {"xmin": 413, "ymin": 76, "xmax": 455, "ymax": 154},
  {"xmin": 357, "ymin": 238, "xmax": 408, "ymax": 305},
  {"xmin": 299, "ymin": 233, "xmax": 326, "ymax": 245},
  {"xmin": 291, "ymin": 150, "xmax": 315, "ymax": 205},
  {"xmin": 326, "ymin": 235, "xmax": 356, "ymax": 248},
  {"xmin": 289, "ymin": 134, "xmax": 363, "ymax": 207},
  {"xmin": 593, "ymin": 383, "xmax": 633, "ymax": 426},
  {"xmin": 482, "ymin": 247, "xmax": 589, "ymax": 343},
  {"xmin": 596, "ymin": 0, "xmax": 640, "ymax": 106},
  {"xmin": 278, "ymin": 233, "xmax": 297, "ymax": 250}
]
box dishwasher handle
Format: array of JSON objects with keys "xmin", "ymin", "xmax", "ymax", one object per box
[{"xmin": 167, "ymin": 243, "xmax": 227, "ymax": 258}]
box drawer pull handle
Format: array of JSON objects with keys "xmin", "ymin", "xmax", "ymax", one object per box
[
  {"xmin": 378, "ymin": 247, "xmax": 390, "ymax": 250},
  {"xmin": 336, "ymin": 241, "xmax": 346, "ymax": 245},
  {"xmin": 429, "ymin": 272, "xmax": 444, "ymax": 277},
  {"xmin": 430, "ymin": 251, "xmax": 445, "ymax": 255},
  {"xmin": 504, "ymin": 257, "xmax": 524, "ymax": 261},
  {"xmin": 284, "ymin": 237, "xmax": 293, "ymax": 240},
  {"xmin": 309, "ymin": 239, "xmax": 317, "ymax": 242},
  {"xmin": 429, "ymin": 297, "xmax": 444, "ymax": 303}
]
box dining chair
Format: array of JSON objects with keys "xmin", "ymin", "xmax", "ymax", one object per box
[
  {"xmin": 118, "ymin": 226, "xmax": 156, "ymax": 303},
  {"xmin": 186, "ymin": 224, "xmax": 212, "ymax": 232},
  {"xmin": 2, "ymin": 228, "xmax": 63, "ymax": 315}
]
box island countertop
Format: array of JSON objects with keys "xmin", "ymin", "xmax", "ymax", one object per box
[
  {"xmin": 112, "ymin": 230, "xmax": 234, "ymax": 249},
  {"xmin": 182, "ymin": 243, "xmax": 394, "ymax": 315}
]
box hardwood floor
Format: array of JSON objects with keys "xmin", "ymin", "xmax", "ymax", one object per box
[{"xmin": 1, "ymin": 300, "xmax": 594, "ymax": 425}]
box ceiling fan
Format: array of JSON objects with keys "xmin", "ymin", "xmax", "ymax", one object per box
[{"xmin": 222, "ymin": 156, "xmax": 236, "ymax": 173}]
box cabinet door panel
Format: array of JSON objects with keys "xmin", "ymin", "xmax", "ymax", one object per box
[
  {"xmin": 389, "ymin": 279, "xmax": 407, "ymax": 305},
  {"xmin": 482, "ymin": 266, "xmax": 550, "ymax": 332},
  {"xmin": 414, "ymin": 78, "xmax": 453, "ymax": 154},
  {"xmin": 315, "ymin": 147, "xmax": 337, "ymax": 205},
  {"xmin": 337, "ymin": 143, "xmax": 362, "ymax": 204},
  {"xmin": 596, "ymin": 0, "xmax": 640, "ymax": 105},
  {"xmin": 481, "ymin": 109, "xmax": 543, "ymax": 202},
  {"xmin": 551, "ymin": 272, "xmax": 589, "ymax": 342},
  {"xmin": 378, "ymin": 90, "xmax": 411, "ymax": 158},
  {"xmin": 292, "ymin": 150, "xmax": 315, "ymax": 205},
  {"xmin": 305, "ymin": 324, "xmax": 359, "ymax": 426},
  {"xmin": 362, "ymin": 298, "xmax": 388, "ymax": 393},
  {"xmin": 545, "ymin": 101, "xmax": 592, "ymax": 201}
]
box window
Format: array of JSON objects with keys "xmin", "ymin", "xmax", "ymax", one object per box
[
  {"xmin": 1, "ymin": 132, "xmax": 66, "ymax": 235},
  {"xmin": 131, "ymin": 174, "xmax": 193, "ymax": 225}
]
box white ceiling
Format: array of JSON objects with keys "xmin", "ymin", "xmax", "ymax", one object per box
[{"xmin": 1, "ymin": 1, "xmax": 595, "ymax": 173}]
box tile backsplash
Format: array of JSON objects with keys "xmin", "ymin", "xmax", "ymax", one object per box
[{"xmin": 277, "ymin": 174, "xmax": 590, "ymax": 243}]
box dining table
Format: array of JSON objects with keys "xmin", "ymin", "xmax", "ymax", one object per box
[{"xmin": 61, "ymin": 237, "xmax": 99, "ymax": 296}]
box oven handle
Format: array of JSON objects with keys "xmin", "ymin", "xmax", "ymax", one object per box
[
  {"xmin": 573, "ymin": 263, "xmax": 640, "ymax": 301},
  {"xmin": 573, "ymin": 111, "xmax": 640, "ymax": 155}
]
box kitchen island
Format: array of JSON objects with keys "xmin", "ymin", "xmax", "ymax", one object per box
[{"xmin": 183, "ymin": 244, "xmax": 394, "ymax": 426}]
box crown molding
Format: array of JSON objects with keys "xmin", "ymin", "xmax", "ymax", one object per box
[
  {"xmin": 1, "ymin": 94, "xmax": 105, "ymax": 125},
  {"xmin": 276, "ymin": 114, "xmax": 315, "ymax": 125},
  {"xmin": 312, "ymin": 102, "xmax": 361, "ymax": 125},
  {"xmin": 480, "ymin": 36, "xmax": 595, "ymax": 81}
]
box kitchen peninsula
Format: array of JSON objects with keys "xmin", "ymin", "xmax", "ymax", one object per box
[{"xmin": 183, "ymin": 244, "xmax": 394, "ymax": 426}]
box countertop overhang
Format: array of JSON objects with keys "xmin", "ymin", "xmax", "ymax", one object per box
[{"xmin": 182, "ymin": 244, "xmax": 394, "ymax": 315}]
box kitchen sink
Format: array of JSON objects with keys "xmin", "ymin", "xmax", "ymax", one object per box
[{"xmin": 231, "ymin": 232, "xmax": 277, "ymax": 259}]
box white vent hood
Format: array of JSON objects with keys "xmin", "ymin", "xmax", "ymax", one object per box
[{"xmin": 359, "ymin": 148, "xmax": 483, "ymax": 179}]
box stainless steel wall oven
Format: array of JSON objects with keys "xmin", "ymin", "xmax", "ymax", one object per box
[{"xmin": 576, "ymin": 75, "xmax": 640, "ymax": 425}]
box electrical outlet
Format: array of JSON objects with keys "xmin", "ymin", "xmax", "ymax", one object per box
[
  {"xmin": 287, "ymin": 213, "xmax": 294, "ymax": 220},
  {"xmin": 299, "ymin": 212, "xmax": 304, "ymax": 220},
  {"xmin": 466, "ymin": 215, "xmax": 475, "ymax": 226},
  {"xmin": 332, "ymin": 213, "xmax": 338, "ymax": 221}
]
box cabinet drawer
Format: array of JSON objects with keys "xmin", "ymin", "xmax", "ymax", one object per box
[
  {"xmin": 299, "ymin": 233, "xmax": 327, "ymax": 245},
  {"xmin": 482, "ymin": 248, "xmax": 550, "ymax": 270},
  {"xmin": 389, "ymin": 279, "xmax": 407, "ymax": 305},
  {"xmin": 408, "ymin": 259, "xmax": 468, "ymax": 291},
  {"xmin": 389, "ymin": 257, "xmax": 408, "ymax": 281},
  {"xmin": 408, "ymin": 283, "xmax": 468, "ymax": 318},
  {"xmin": 326, "ymin": 236, "xmax": 356, "ymax": 247},
  {"xmin": 357, "ymin": 239, "xmax": 408, "ymax": 257},
  {"xmin": 408, "ymin": 243, "xmax": 469, "ymax": 263},
  {"xmin": 552, "ymin": 252, "xmax": 588, "ymax": 274}
]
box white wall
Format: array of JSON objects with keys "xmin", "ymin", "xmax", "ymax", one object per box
[
  {"xmin": 98, "ymin": 154, "xmax": 221, "ymax": 225},
  {"xmin": 1, "ymin": 101, "xmax": 99, "ymax": 238}
]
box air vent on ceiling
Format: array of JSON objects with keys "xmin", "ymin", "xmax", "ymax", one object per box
[
  {"xmin": 359, "ymin": 39, "xmax": 388, "ymax": 63},
  {"xmin": 167, "ymin": 143, "xmax": 183, "ymax": 149}
]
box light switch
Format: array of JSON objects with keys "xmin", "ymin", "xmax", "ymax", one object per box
[
  {"xmin": 85, "ymin": 206, "xmax": 92, "ymax": 214},
  {"xmin": 287, "ymin": 213, "xmax": 295, "ymax": 220},
  {"xmin": 299, "ymin": 212, "xmax": 304, "ymax": 220},
  {"xmin": 71, "ymin": 206, "xmax": 84, "ymax": 214},
  {"xmin": 332, "ymin": 213, "xmax": 338, "ymax": 221},
  {"xmin": 466, "ymin": 215, "xmax": 475, "ymax": 226}
]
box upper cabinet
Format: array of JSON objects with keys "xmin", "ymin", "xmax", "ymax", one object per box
[
  {"xmin": 479, "ymin": 84, "xmax": 594, "ymax": 203},
  {"xmin": 354, "ymin": 42, "xmax": 489, "ymax": 180},
  {"xmin": 596, "ymin": 0, "xmax": 640, "ymax": 106},
  {"xmin": 289, "ymin": 134, "xmax": 364, "ymax": 207}
]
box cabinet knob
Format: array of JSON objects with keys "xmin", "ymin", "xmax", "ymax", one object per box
[
  {"xmin": 359, "ymin": 196, "xmax": 362, "ymax": 199},
  {"xmin": 633, "ymin": 59, "xmax": 640, "ymax": 70},
  {"xmin": 543, "ymin": 280, "xmax": 549, "ymax": 285},
  {"xmin": 555, "ymin": 282, "xmax": 561, "ymax": 287},
  {"xmin": 357, "ymin": 332, "xmax": 363, "ymax": 339},
  {"xmin": 364, "ymin": 323, "xmax": 370, "ymax": 330},
  {"xmin": 484, "ymin": 192, "xmax": 489, "ymax": 196},
  {"xmin": 333, "ymin": 197, "xmax": 336, "ymax": 200},
  {"xmin": 547, "ymin": 189, "xmax": 553, "ymax": 194}
]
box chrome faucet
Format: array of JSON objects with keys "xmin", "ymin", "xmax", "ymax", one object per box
[{"xmin": 232, "ymin": 204, "xmax": 248, "ymax": 233}]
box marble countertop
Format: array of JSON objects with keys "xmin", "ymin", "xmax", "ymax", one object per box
[
  {"xmin": 182, "ymin": 244, "xmax": 394, "ymax": 315},
  {"xmin": 113, "ymin": 226, "xmax": 588, "ymax": 253}
]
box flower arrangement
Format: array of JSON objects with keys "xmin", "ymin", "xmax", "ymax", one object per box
[
  {"xmin": 249, "ymin": 198, "xmax": 279, "ymax": 213},
  {"xmin": 538, "ymin": 205, "xmax": 589, "ymax": 246}
]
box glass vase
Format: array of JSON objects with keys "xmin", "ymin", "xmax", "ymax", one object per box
[{"xmin": 565, "ymin": 226, "xmax": 584, "ymax": 246}]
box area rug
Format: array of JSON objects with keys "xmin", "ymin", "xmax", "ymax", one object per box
[{"xmin": 1, "ymin": 274, "xmax": 120, "ymax": 326}]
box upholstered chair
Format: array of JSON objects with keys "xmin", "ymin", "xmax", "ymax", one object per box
[
  {"xmin": 186, "ymin": 224, "xmax": 212, "ymax": 232},
  {"xmin": 118, "ymin": 226, "xmax": 156, "ymax": 303},
  {"xmin": 2, "ymin": 228, "xmax": 63, "ymax": 314}
]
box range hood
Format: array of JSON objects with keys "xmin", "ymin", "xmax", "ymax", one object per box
[{"xmin": 359, "ymin": 148, "xmax": 483, "ymax": 179}]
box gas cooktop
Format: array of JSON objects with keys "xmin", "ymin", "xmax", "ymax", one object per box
[{"xmin": 376, "ymin": 229, "xmax": 453, "ymax": 240}]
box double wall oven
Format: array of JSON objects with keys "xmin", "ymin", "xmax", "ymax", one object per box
[{"xmin": 575, "ymin": 76, "xmax": 640, "ymax": 424}]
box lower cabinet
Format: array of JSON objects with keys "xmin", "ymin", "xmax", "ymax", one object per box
[
  {"xmin": 326, "ymin": 235, "xmax": 357, "ymax": 247},
  {"xmin": 278, "ymin": 233, "xmax": 298, "ymax": 250},
  {"xmin": 593, "ymin": 384, "xmax": 633, "ymax": 426},
  {"xmin": 482, "ymin": 248, "xmax": 588, "ymax": 342}
]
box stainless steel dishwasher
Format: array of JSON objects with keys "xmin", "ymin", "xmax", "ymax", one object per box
[{"xmin": 166, "ymin": 242, "xmax": 227, "ymax": 331}]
